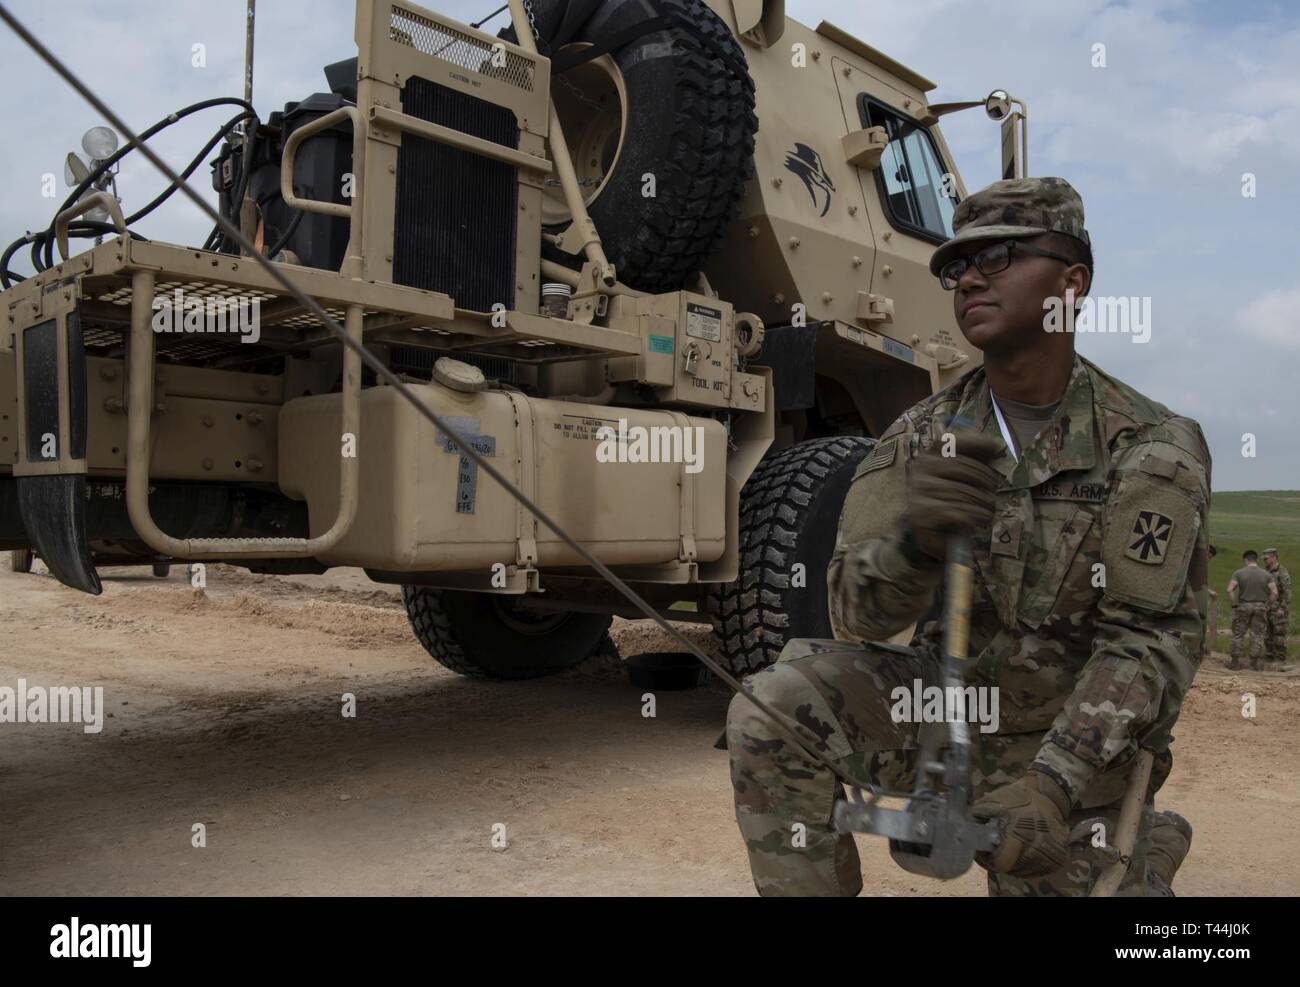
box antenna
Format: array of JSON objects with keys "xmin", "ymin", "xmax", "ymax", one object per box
[{"xmin": 243, "ymin": 0, "xmax": 255, "ymax": 119}]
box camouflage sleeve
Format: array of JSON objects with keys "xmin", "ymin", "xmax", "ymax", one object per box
[
  {"xmin": 828, "ymin": 419, "xmax": 943, "ymax": 641},
  {"xmin": 1033, "ymin": 423, "xmax": 1211, "ymax": 800},
  {"xmin": 1282, "ymin": 569, "xmax": 1292, "ymax": 606}
]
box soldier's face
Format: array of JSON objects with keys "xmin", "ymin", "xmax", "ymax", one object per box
[
  {"xmin": 950, "ymin": 236, "xmax": 1077, "ymax": 354},
  {"xmin": 1265, "ymin": 556, "xmax": 1278, "ymax": 570}
]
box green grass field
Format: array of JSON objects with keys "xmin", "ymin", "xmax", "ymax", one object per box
[{"xmin": 1207, "ymin": 490, "xmax": 1298, "ymax": 656}]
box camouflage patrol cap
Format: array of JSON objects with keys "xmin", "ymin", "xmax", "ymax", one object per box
[
  {"xmin": 1264, "ymin": 548, "xmax": 1279, "ymax": 556},
  {"xmin": 930, "ymin": 176, "xmax": 1090, "ymax": 275}
]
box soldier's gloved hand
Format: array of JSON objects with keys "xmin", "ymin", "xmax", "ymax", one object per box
[
  {"xmin": 902, "ymin": 430, "xmax": 1004, "ymax": 561},
  {"xmin": 971, "ymin": 769, "xmax": 1073, "ymax": 878}
]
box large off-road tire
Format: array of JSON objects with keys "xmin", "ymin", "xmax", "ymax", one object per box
[
  {"xmin": 707, "ymin": 437, "xmax": 876, "ymax": 677},
  {"xmin": 401, "ymin": 586, "xmax": 613, "ymax": 680},
  {"xmin": 510, "ymin": 0, "xmax": 758, "ymax": 293},
  {"xmin": 10, "ymin": 549, "xmax": 34, "ymax": 573}
]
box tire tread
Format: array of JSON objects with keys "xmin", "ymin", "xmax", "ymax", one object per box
[{"xmin": 707, "ymin": 437, "xmax": 874, "ymax": 676}]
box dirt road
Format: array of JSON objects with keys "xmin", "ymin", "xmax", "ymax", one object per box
[{"xmin": 2, "ymin": 560, "xmax": 1297, "ymax": 896}]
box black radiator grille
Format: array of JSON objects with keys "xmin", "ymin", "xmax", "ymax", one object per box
[
  {"xmin": 22, "ymin": 319, "xmax": 58, "ymax": 463},
  {"xmin": 394, "ymin": 76, "xmax": 519, "ymax": 313}
]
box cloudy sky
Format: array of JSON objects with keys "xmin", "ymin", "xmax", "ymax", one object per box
[{"xmin": 1, "ymin": 0, "xmax": 1295, "ymax": 489}]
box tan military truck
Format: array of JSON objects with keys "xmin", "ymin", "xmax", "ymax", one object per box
[{"xmin": 0, "ymin": 0, "xmax": 1018, "ymax": 679}]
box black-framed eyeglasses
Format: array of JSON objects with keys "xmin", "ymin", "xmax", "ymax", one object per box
[{"xmin": 938, "ymin": 239, "xmax": 1075, "ymax": 290}]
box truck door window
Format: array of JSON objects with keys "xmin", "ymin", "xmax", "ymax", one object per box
[{"xmin": 859, "ymin": 96, "xmax": 958, "ymax": 243}]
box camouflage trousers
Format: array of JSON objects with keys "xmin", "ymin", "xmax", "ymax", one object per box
[
  {"xmin": 1229, "ymin": 603, "xmax": 1269, "ymax": 662},
  {"xmin": 1199, "ymin": 590, "xmax": 1218, "ymax": 658},
  {"xmin": 727, "ymin": 638, "xmax": 1172, "ymax": 897},
  {"xmin": 1264, "ymin": 605, "xmax": 1290, "ymax": 663}
]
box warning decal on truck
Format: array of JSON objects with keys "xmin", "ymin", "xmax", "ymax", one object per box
[{"xmin": 685, "ymin": 302, "xmax": 722, "ymax": 343}]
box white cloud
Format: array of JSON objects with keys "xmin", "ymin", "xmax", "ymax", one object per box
[{"xmin": 1235, "ymin": 286, "xmax": 1300, "ymax": 349}]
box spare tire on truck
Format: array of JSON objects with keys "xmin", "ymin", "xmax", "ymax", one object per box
[{"xmin": 506, "ymin": 0, "xmax": 758, "ymax": 293}]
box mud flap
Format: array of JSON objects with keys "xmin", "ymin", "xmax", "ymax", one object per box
[
  {"xmin": 13, "ymin": 310, "xmax": 100, "ymax": 594},
  {"xmin": 16, "ymin": 474, "xmax": 100, "ymax": 594},
  {"xmin": 750, "ymin": 322, "xmax": 818, "ymax": 411}
]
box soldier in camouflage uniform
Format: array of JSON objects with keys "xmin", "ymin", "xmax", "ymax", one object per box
[
  {"xmin": 1228, "ymin": 550, "xmax": 1277, "ymax": 670},
  {"xmin": 1262, "ymin": 549, "xmax": 1291, "ymax": 665},
  {"xmin": 727, "ymin": 177, "xmax": 1210, "ymax": 897}
]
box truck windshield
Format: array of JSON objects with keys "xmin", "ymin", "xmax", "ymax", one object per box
[{"xmin": 860, "ymin": 97, "xmax": 958, "ymax": 243}]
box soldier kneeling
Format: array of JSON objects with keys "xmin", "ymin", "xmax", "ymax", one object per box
[{"xmin": 727, "ymin": 178, "xmax": 1209, "ymax": 897}]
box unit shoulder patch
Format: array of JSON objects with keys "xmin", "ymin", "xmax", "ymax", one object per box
[
  {"xmin": 1102, "ymin": 470, "xmax": 1201, "ymax": 612},
  {"xmin": 1125, "ymin": 510, "xmax": 1174, "ymax": 565}
]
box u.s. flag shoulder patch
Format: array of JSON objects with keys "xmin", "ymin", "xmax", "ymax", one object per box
[{"xmin": 855, "ymin": 438, "xmax": 898, "ymax": 479}]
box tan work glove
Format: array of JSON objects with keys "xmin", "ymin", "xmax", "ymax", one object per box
[
  {"xmin": 902, "ymin": 430, "xmax": 1004, "ymax": 561},
  {"xmin": 971, "ymin": 769, "xmax": 1073, "ymax": 877}
]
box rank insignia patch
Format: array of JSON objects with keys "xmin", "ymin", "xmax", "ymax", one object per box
[{"xmin": 1125, "ymin": 510, "xmax": 1173, "ymax": 564}]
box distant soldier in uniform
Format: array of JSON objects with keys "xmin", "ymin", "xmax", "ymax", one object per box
[
  {"xmin": 727, "ymin": 177, "xmax": 1210, "ymax": 897},
  {"xmin": 1261, "ymin": 548, "xmax": 1290, "ymax": 666},
  {"xmin": 1227, "ymin": 550, "xmax": 1276, "ymax": 670}
]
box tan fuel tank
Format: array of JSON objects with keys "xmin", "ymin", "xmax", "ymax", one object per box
[{"xmin": 278, "ymin": 382, "xmax": 727, "ymax": 572}]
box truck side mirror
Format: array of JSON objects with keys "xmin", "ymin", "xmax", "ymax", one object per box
[{"xmin": 984, "ymin": 90, "xmax": 1012, "ymax": 120}]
